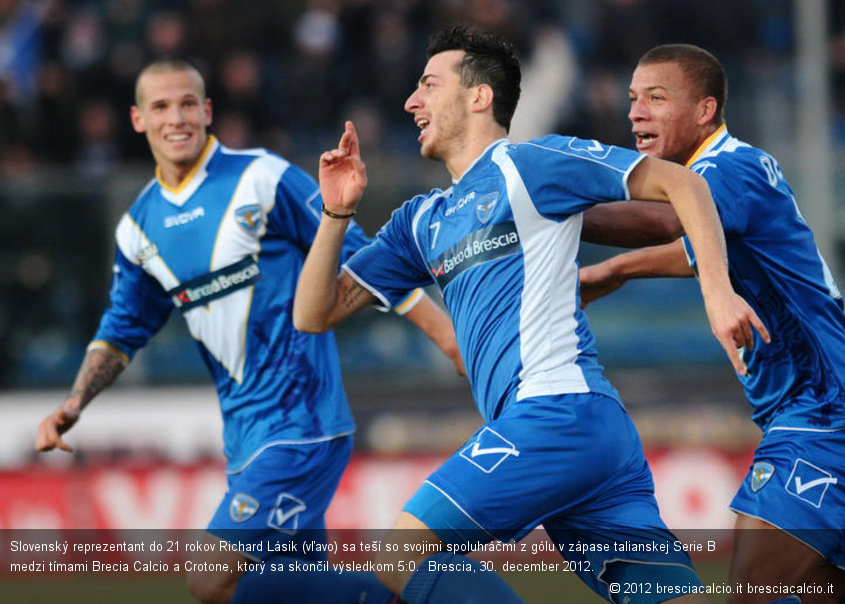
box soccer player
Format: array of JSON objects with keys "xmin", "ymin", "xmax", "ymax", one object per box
[
  {"xmin": 293, "ymin": 27, "xmax": 768, "ymax": 604},
  {"xmin": 579, "ymin": 44, "xmax": 845, "ymax": 603},
  {"xmin": 35, "ymin": 57, "xmax": 463, "ymax": 604}
]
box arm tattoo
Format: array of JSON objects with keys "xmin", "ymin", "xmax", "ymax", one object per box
[
  {"xmin": 70, "ymin": 349, "xmax": 125, "ymax": 409},
  {"xmin": 340, "ymin": 280, "xmax": 368, "ymax": 310}
]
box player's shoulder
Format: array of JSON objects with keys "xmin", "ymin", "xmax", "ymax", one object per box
[
  {"xmin": 509, "ymin": 133, "xmax": 571, "ymax": 155},
  {"xmin": 509, "ymin": 134, "xmax": 636, "ymax": 167},
  {"xmin": 217, "ymin": 143, "xmax": 294, "ymax": 181},
  {"xmin": 690, "ymin": 129, "xmax": 767, "ymax": 180},
  {"xmin": 388, "ymin": 187, "xmax": 450, "ymax": 226}
]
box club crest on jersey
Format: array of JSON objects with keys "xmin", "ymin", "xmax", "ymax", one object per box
[
  {"xmin": 750, "ymin": 462, "xmax": 774, "ymax": 492},
  {"xmin": 476, "ymin": 192, "xmax": 499, "ymax": 223},
  {"xmin": 235, "ymin": 204, "xmax": 262, "ymax": 235},
  {"xmin": 460, "ymin": 427, "xmax": 520, "ymax": 473},
  {"xmin": 268, "ymin": 493, "xmax": 307, "ymax": 534},
  {"xmin": 230, "ymin": 493, "xmax": 259, "ymax": 522},
  {"xmin": 785, "ymin": 459, "xmax": 838, "ymax": 508}
]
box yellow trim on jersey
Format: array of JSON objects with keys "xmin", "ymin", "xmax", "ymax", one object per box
[
  {"xmin": 684, "ymin": 123, "xmax": 727, "ymax": 169},
  {"xmin": 394, "ymin": 288, "xmax": 425, "ymax": 315},
  {"xmin": 156, "ymin": 135, "xmax": 217, "ymax": 194},
  {"xmin": 87, "ymin": 340, "xmax": 130, "ymax": 365}
]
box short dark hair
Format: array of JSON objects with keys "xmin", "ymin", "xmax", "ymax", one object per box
[
  {"xmin": 135, "ymin": 57, "xmax": 206, "ymax": 106},
  {"xmin": 427, "ymin": 26, "xmax": 521, "ymax": 131},
  {"xmin": 638, "ymin": 44, "xmax": 727, "ymax": 125}
]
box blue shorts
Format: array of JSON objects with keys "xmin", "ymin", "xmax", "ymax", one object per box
[
  {"xmin": 404, "ymin": 393, "xmax": 701, "ymax": 603},
  {"xmin": 207, "ymin": 435, "xmax": 353, "ymax": 561},
  {"xmin": 731, "ymin": 426, "xmax": 845, "ymax": 567}
]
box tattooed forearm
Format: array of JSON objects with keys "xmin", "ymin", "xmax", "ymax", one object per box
[{"xmin": 69, "ymin": 348, "xmax": 126, "ymax": 409}]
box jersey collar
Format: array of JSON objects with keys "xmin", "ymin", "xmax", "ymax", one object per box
[
  {"xmin": 156, "ymin": 135, "xmax": 219, "ymax": 195},
  {"xmin": 684, "ymin": 123, "xmax": 727, "ymax": 168},
  {"xmin": 453, "ymin": 138, "xmax": 509, "ymax": 184}
]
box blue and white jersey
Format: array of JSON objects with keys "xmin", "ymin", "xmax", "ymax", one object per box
[
  {"xmin": 92, "ymin": 136, "xmax": 368, "ymax": 472},
  {"xmin": 346, "ymin": 136, "xmax": 644, "ymax": 420},
  {"xmin": 681, "ymin": 125, "xmax": 845, "ymax": 431}
]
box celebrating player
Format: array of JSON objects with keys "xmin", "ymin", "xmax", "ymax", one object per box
[
  {"xmin": 35, "ymin": 57, "xmax": 463, "ymax": 604},
  {"xmin": 579, "ymin": 44, "xmax": 845, "ymax": 603},
  {"xmin": 294, "ymin": 27, "xmax": 767, "ymax": 604}
]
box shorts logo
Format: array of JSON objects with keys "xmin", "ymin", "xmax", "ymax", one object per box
[
  {"xmin": 230, "ymin": 493, "xmax": 259, "ymax": 522},
  {"xmin": 476, "ymin": 192, "xmax": 498, "ymax": 224},
  {"xmin": 460, "ymin": 427, "xmax": 520, "ymax": 474},
  {"xmin": 268, "ymin": 493, "xmax": 307, "ymax": 535},
  {"xmin": 785, "ymin": 459, "xmax": 838, "ymax": 508},
  {"xmin": 235, "ymin": 204, "xmax": 262, "ymax": 235},
  {"xmin": 750, "ymin": 462, "xmax": 774, "ymax": 492}
]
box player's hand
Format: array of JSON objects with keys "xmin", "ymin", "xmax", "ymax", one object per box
[
  {"xmin": 704, "ymin": 291, "xmax": 771, "ymax": 376},
  {"xmin": 579, "ymin": 261, "xmax": 626, "ymax": 308},
  {"xmin": 319, "ymin": 121, "xmax": 367, "ymax": 215},
  {"xmin": 36, "ymin": 404, "xmax": 81, "ymax": 453}
]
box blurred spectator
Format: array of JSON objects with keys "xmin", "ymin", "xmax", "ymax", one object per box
[
  {"xmin": 213, "ymin": 110, "xmax": 255, "ymax": 148},
  {"xmin": 74, "ymin": 96, "xmax": 119, "ymax": 179},
  {"xmin": 144, "ymin": 10, "xmax": 188, "ymax": 58}
]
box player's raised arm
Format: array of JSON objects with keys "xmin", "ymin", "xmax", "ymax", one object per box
[
  {"xmin": 627, "ymin": 156, "xmax": 770, "ymax": 374},
  {"xmin": 294, "ymin": 121, "xmax": 375, "ymax": 332},
  {"xmin": 35, "ymin": 346, "xmax": 126, "ymax": 453}
]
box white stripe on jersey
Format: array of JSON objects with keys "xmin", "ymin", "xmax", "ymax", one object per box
[
  {"xmin": 492, "ymin": 144, "xmax": 589, "ymax": 399},
  {"xmin": 183, "ymin": 152, "xmax": 290, "ymax": 382},
  {"xmin": 116, "ymin": 214, "xmax": 180, "ymax": 290}
]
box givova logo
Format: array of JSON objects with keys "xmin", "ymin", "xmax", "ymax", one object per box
[{"xmin": 428, "ymin": 221, "xmax": 520, "ymax": 289}]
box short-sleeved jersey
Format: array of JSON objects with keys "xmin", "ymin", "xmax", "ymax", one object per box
[
  {"xmin": 681, "ymin": 125, "xmax": 845, "ymax": 431},
  {"xmin": 345, "ymin": 136, "xmax": 644, "ymax": 420},
  {"xmin": 93, "ymin": 136, "xmax": 368, "ymax": 472}
]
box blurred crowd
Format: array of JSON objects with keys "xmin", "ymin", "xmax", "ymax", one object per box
[
  {"xmin": 1, "ymin": 0, "xmax": 842, "ymax": 181},
  {"xmin": 1, "ymin": 0, "xmax": 843, "ymax": 390}
]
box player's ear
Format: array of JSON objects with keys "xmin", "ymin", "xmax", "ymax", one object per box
[
  {"xmin": 697, "ymin": 96, "xmax": 718, "ymax": 127},
  {"xmin": 203, "ymin": 98, "xmax": 213, "ymax": 127},
  {"xmin": 471, "ymin": 84, "xmax": 494, "ymax": 114},
  {"xmin": 130, "ymin": 105, "xmax": 146, "ymax": 133}
]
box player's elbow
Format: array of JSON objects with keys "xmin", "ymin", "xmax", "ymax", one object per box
[
  {"xmin": 650, "ymin": 210, "xmax": 684, "ymax": 243},
  {"xmin": 292, "ymin": 307, "xmax": 332, "ymax": 334},
  {"xmin": 293, "ymin": 316, "xmax": 330, "ymax": 334}
]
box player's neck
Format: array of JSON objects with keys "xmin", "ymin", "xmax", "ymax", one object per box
[
  {"xmin": 157, "ymin": 163, "xmax": 193, "ymax": 189},
  {"xmin": 445, "ymin": 125, "xmax": 507, "ymax": 181}
]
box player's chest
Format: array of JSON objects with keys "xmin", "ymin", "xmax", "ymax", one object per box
[
  {"xmin": 138, "ymin": 188, "xmax": 266, "ymax": 282},
  {"xmin": 420, "ymin": 185, "xmax": 521, "ymax": 288}
]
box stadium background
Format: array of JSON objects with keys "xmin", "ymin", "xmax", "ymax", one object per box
[{"xmin": 0, "ymin": 0, "xmax": 843, "ymax": 602}]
